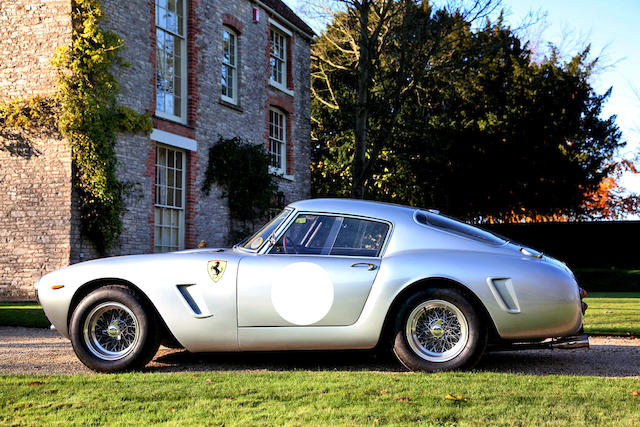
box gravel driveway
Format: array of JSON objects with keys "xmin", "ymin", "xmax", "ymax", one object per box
[{"xmin": 1, "ymin": 326, "xmax": 639, "ymax": 376}]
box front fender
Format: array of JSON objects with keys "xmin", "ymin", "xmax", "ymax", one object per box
[{"xmin": 37, "ymin": 251, "xmax": 243, "ymax": 351}]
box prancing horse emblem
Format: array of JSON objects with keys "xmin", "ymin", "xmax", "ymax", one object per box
[{"xmin": 207, "ymin": 260, "xmax": 227, "ymax": 283}]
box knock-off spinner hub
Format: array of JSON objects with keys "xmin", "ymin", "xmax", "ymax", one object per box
[
  {"xmin": 107, "ymin": 321, "xmax": 121, "ymax": 338},
  {"xmin": 430, "ymin": 319, "xmax": 445, "ymax": 338}
]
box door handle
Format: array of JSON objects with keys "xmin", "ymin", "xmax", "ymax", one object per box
[{"xmin": 351, "ymin": 262, "xmax": 377, "ymax": 271}]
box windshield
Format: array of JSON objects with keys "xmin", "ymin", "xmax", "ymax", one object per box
[
  {"xmin": 415, "ymin": 210, "xmax": 506, "ymax": 246},
  {"xmin": 241, "ymin": 209, "xmax": 292, "ymax": 250}
]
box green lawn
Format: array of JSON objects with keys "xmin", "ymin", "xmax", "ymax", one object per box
[
  {"xmin": 583, "ymin": 292, "xmax": 640, "ymax": 336},
  {"xmin": 1, "ymin": 371, "xmax": 639, "ymax": 425},
  {"xmin": 0, "ymin": 302, "xmax": 49, "ymax": 328}
]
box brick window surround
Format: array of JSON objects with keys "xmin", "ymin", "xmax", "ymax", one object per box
[
  {"xmin": 155, "ymin": 0, "xmax": 187, "ymax": 122},
  {"xmin": 268, "ymin": 19, "xmax": 293, "ymax": 92},
  {"xmin": 149, "ymin": 0, "xmax": 201, "ymax": 127},
  {"xmin": 266, "ymin": 93, "xmax": 295, "ymax": 177},
  {"xmin": 154, "ymin": 144, "xmax": 186, "ymax": 252},
  {"xmin": 149, "ymin": 0, "xmax": 200, "ymax": 251},
  {"xmin": 221, "ymin": 26, "xmax": 238, "ymax": 104}
]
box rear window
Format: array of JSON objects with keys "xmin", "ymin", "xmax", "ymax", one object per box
[{"xmin": 415, "ymin": 210, "xmax": 506, "ymax": 246}]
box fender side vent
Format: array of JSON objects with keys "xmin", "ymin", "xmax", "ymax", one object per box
[
  {"xmin": 487, "ymin": 278, "xmax": 521, "ymax": 313},
  {"xmin": 177, "ymin": 285, "xmax": 202, "ymax": 315}
]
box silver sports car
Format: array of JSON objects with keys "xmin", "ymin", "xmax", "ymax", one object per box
[{"xmin": 36, "ymin": 198, "xmax": 588, "ymax": 372}]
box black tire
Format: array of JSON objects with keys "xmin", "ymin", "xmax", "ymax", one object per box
[
  {"xmin": 69, "ymin": 285, "xmax": 161, "ymax": 372},
  {"xmin": 392, "ymin": 288, "xmax": 487, "ymax": 372}
]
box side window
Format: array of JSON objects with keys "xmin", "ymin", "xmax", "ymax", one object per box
[
  {"xmin": 331, "ymin": 218, "xmax": 389, "ymax": 257},
  {"xmin": 270, "ymin": 214, "xmax": 389, "ymax": 257},
  {"xmin": 271, "ymin": 214, "xmax": 340, "ymax": 255}
]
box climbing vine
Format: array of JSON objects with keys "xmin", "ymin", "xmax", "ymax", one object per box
[
  {"xmin": 202, "ymin": 136, "xmax": 279, "ymax": 242},
  {"xmin": 0, "ymin": 0, "xmax": 152, "ymax": 254}
]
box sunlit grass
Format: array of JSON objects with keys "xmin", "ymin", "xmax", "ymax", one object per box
[
  {"xmin": 583, "ymin": 292, "xmax": 640, "ymax": 336},
  {"xmin": 1, "ymin": 372, "xmax": 639, "ymax": 425}
]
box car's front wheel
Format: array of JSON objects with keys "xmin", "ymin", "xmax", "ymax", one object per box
[
  {"xmin": 392, "ymin": 288, "xmax": 487, "ymax": 372},
  {"xmin": 69, "ymin": 285, "xmax": 160, "ymax": 372}
]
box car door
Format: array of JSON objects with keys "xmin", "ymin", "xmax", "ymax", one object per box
[{"xmin": 237, "ymin": 213, "xmax": 391, "ymax": 327}]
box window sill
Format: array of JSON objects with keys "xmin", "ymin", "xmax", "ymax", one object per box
[
  {"xmin": 153, "ymin": 114, "xmax": 194, "ymax": 129},
  {"xmin": 269, "ymin": 81, "xmax": 294, "ymax": 97},
  {"xmin": 219, "ymin": 99, "xmax": 243, "ymax": 112},
  {"xmin": 269, "ymin": 166, "xmax": 294, "ymax": 181},
  {"xmin": 154, "ymin": 111, "xmax": 189, "ymax": 126}
]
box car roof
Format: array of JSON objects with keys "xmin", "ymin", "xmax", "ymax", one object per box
[{"xmin": 287, "ymin": 198, "xmax": 417, "ymax": 223}]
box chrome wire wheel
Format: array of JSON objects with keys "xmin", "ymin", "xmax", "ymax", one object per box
[
  {"xmin": 83, "ymin": 302, "xmax": 140, "ymax": 361},
  {"xmin": 405, "ymin": 299, "xmax": 469, "ymax": 362}
]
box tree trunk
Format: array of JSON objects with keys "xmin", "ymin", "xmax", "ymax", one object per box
[{"xmin": 351, "ymin": 1, "xmax": 370, "ymax": 199}]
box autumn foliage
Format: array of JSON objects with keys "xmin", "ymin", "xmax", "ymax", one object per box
[{"xmin": 585, "ymin": 159, "xmax": 640, "ymax": 219}]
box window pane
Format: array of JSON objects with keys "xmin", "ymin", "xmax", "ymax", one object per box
[
  {"xmin": 156, "ymin": 92, "xmax": 165, "ymax": 115},
  {"xmin": 330, "ymin": 218, "xmax": 389, "ymax": 257},
  {"xmin": 173, "ymin": 95, "xmax": 181, "ymax": 118},
  {"xmin": 242, "ymin": 209, "xmax": 291, "ymax": 249},
  {"xmin": 227, "ymin": 70, "xmax": 234, "ymax": 98},
  {"xmin": 154, "ymin": 224, "xmax": 160, "ymax": 244},
  {"xmin": 229, "ymin": 33, "xmax": 235, "ymax": 65},
  {"xmin": 415, "ymin": 211, "xmax": 505, "ymax": 245},
  {"xmin": 271, "ymin": 215, "xmax": 341, "ymax": 255},
  {"xmin": 269, "ymin": 109, "xmax": 286, "ymax": 171},
  {"xmin": 221, "ymin": 65, "xmax": 228, "ymax": 96},
  {"xmin": 155, "ymin": 147, "xmax": 186, "ymax": 252},
  {"xmin": 162, "ymin": 226, "xmax": 171, "ymax": 247},
  {"xmin": 176, "ymin": 151, "xmax": 183, "ymax": 171},
  {"xmin": 156, "ymin": 1, "xmax": 185, "ymax": 118},
  {"xmin": 168, "ymin": 168, "xmax": 174, "ymax": 187}
]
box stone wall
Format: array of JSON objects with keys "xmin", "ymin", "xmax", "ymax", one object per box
[
  {"xmin": 0, "ymin": 1, "xmax": 73, "ymax": 300},
  {"xmin": 0, "ymin": 128, "xmax": 73, "ymax": 300},
  {"xmin": 0, "ymin": 0, "xmax": 71, "ymax": 101}
]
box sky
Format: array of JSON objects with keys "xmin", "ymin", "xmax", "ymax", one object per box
[{"xmin": 283, "ymin": 0, "xmax": 640, "ymax": 197}]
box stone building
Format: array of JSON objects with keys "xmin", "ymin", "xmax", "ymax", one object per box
[{"xmin": 0, "ymin": 0, "xmax": 314, "ymax": 299}]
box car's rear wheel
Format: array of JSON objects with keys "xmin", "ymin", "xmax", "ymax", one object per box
[
  {"xmin": 69, "ymin": 285, "xmax": 160, "ymax": 372},
  {"xmin": 392, "ymin": 288, "xmax": 487, "ymax": 372}
]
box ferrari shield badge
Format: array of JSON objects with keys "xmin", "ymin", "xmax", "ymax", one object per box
[{"xmin": 207, "ymin": 260, "xmax": 227, "ymax": 283}]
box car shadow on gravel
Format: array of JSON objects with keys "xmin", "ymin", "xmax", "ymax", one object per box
[
  {"xmin": 150, "ymin": 349, "xmax": 406, "ymax": 373},
  {"xmin": 149, "ymin": 342, "xmax": 640, "ymax": 377}
]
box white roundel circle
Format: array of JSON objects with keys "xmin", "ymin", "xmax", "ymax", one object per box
[{"xmin": 271, "ymin": 262, "xmax": 334, "ymax": 325}]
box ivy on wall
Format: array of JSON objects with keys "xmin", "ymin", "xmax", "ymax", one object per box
[
  {"xmin": 202, "ymin": 136, "xmax": 279, "ymax": 242},
  {"xmin": 0, "ymin": 0, "xmax": 152, "ymax": 254}
]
